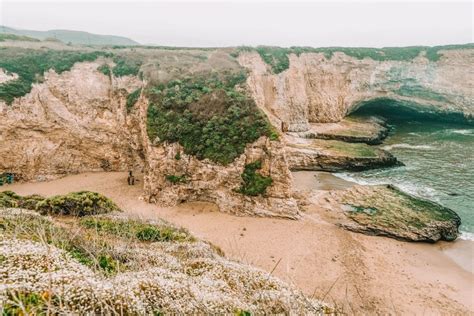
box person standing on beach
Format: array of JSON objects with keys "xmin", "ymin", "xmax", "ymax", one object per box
[{"xmin": 127, "ymin": 171, "xmax": 135, "ymax": 185}]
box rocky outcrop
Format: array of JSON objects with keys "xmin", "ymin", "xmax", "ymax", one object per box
[
  {"xmin": 136, "ymin": 97, "xmax": 300, "ymax": 219},
  {"xmin": 0, "ymin": 62, "xmax": 144, "ymax": 181},
  {"xmin": 239, "ymin": 49, "xmax": 474, "ymax": 131},
  {"xmin": 0, "ymin": 59, "xmax": 299, "ymax": 218},
  {"xmin": 316, "ymin": 184, "xmax": 461, "ymax": 242},
  {"xmin": 290, "ymin": 116, "xmax": 389, "ymax": 145},
  {"xmin": 285, "ymin": 138, "xmax": 401, "ymax": 172}
]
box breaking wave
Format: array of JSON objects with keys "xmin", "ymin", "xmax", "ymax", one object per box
[
  {"xmin": 333, "ymin": 173, "xmax": 440, "ymax": 201},
  {"xmin": 382, "ymin": 143, "xmax": 434, "ymax": 151},
  {"xmin": 459, "ymin": 231, "xmax": 474, "ymax": 241},
  {"xmin": 450, "ymin": 129, "xmax": 474, "ymax": 136}
]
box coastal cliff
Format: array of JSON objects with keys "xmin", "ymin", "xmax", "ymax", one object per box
[
  {"xmin": 239, "ymin": 47, "xmax": 473, "ymax": 131},
  {"xmin": 0, "ymin": 43, "xmax": 470, "ymax": 231}
]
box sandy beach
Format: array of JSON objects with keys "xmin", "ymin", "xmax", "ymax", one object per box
[{"xmin": 4, "ymin": 171, "xmax": 473, "ymax": 314}]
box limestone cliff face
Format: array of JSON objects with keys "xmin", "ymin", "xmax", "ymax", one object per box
[
  {"xmin": 239, "ymin": 49, "xmax": 474, "ymax": 131},
  {"xmin": 0, "ymin": 62, "xmax": 143, "ymax": 181},
  {"xmin": 0, "ymin": 61, "xmax": 299, "ymax": 218},
  {"xmin": 136, "ymin": 97, "xmax": 300, "ymax": 219}
]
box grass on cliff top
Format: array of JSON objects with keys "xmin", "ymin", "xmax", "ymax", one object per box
[
  {"xmin": 0, "ymin": 33, "xmax": 40, "ymax": 42},
  {"xmin": 80, "ymin": 216, "xmax": 194, "ymax": 242},
  {"xmin": 146, "ymin": 71, "xmax": 277, "ymax": 165},
  {"xmin": 0, "ymin": 190, "xmax": 120, "ymax": 216},
  {"xmin": 0, "ymin": 48, "xmax": 110, "ymax": 104},
  {"xmin": 0, "ymin": 209, "xmax": 194, "ymax": 277},
  {"xmin": 236, "ymin": 43, "xmax": 474, "ymax": 74}
]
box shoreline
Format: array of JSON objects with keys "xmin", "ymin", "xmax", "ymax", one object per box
[{"xmin": 3, "ymin": 171, "xmax": 473, "ymax": 314}]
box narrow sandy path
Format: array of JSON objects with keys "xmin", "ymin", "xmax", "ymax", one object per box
[{"xmin": 6, "ymin": 172, "xmax": 473, "ymax": 314}]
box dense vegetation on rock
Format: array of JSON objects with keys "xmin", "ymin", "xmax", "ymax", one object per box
[
  {"xmin": 237, "ymin": 161, "xmax": 273, "ymax": 196},
  {"xmin": 126, "ymin": 87, "xmax": 142, "ymax": 111},
  {"xmin": 0, "ymin": 190, "xmax": 119, "ymax": 216},
  {"xmin": 237, "ymin": 44, "xmax": 474, "ymax": 74},
  {"xmin": 111, "ymin": 55, "xmax": 142, "ymax": 77},
  {"xmin": 146, "ymin": 72, "xmax": 277, "ymax": 165},
  {"xmin": 0, "ymin": 48, "xmax": 109, "ymax": 104}
]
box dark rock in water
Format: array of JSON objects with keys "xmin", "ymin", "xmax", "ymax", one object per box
[
  {"xmin": 447, "ymin": 192, "xmax": 460, "ymax": 196},
  {"xmin": 332, "ymin": 184, "xmax": 461, "ymax": 242}
]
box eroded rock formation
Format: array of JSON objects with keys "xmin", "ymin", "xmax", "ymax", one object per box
[
  {"xmin": 239, "ymin": 49, "xmax": 474, "ymax": 131},
  {"xmin": 0, "ymin": 61, "xmax": 143, "ymax": 181}
]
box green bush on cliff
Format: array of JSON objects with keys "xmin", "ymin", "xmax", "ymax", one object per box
[
  {"xmin": 97, "ymin": 63, "xmax": 111, "ymax": 77},
  {"xmin": 146, "ymin": 72, "xmax": 276, "ymax": 165},
  {"xmin": 0, "ymin": 48, "xmax": 110, "ymax": 104},
  {"xmin": 126, "ymin": 88, "xmax": 142, "ymax": 112},
  {"xmin": 165, "ymin": 174, "xmax": 187, "ymax": 184},
  {"xmin": 1, "ymin": 190, "xmax": 119, "ymax": 216},
  {"xmin": 0, "ymin": 190, "xmax": 21, "ymax": 207},
  {"xmin": 35, "ymin": 191, "xmax": 120, "ymax": 217},
  {"xmin": 111, "ymin": 55, "xmax": 142, "ymax": 77},
  {"xmin": 237, "ymin": 160, "xmax": 273, "ymax": 196}
]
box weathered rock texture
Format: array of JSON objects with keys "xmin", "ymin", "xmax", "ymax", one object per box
[
  {"xmin": 0, "ymin": 62, "xmax": 143, "ymax": 181},
  {"xmin": 313, "ymin": 185, "xmax": 461, "ymax": 242},
  {"xmin": 0, "ymin": 60, "xmax": 298, "ymax": 218},
  {"xmin": 239, "ymin": 49, "xmax": 474, "ymax": 131},
  {"xmin": 136, "ymin": 96, "xmax": 300, "ymax": 218},
  {"xmin": 284, "ymin": 137, "xmax": 401, "ymax": 172}
]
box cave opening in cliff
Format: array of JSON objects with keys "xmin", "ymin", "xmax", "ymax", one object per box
[{"xmin": 347, "ymin": 98, "xmax": 471, "ymax": 126}]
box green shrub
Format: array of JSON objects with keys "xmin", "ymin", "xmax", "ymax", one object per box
[
  {"xmin": 146, "ymin": 72, "xmax": 275, "ymax": 165},
  {"xmin": 126, "ymin": 88, "xmax": 141, "ymax": 112},
  {"xmin": 237, "ymin": 161, "xmax": 273, "ymax": 196},
  {"xmin": 255, "ymin": 46, "xmax": 290, "ymax": 74},
  {"xmin": 165, "ymin": 174, "xmax": 187, "ymax": 184},
  {"xmin": 0, "ymin": 48, "xmax": 110, "ymax": 104},
  {"xmin": 98, "ymin": 254, "xmax": 119, "ymax": 274},
  {"xmin": 0, "ymin": 190, "xmax": 22, "ymax": 207},
  {"xmin": 80, "ymin": 216, "xmax": 193, "ymax": 242},
  {"xmin": 111, "ymin": 56, "xmax": 142, "ymax": 77},
  {"xmin": 35, "ymin": 191, "xmax": 120, "ymax": 217},
  {"xmin": 97, "ymin": 63, "xmax": 111, "ymax": 76},
  {"xmin": 17, "ymin": 194, "xmax": 45, "ymax": 210}
]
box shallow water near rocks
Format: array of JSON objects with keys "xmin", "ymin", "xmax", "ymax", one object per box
[{"xmin": 336, "ymin": 119, "xmax": 474, "ymax": 239}]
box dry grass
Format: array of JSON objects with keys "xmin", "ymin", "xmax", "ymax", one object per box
[{"xmin": 0, "ymin": 208, "xmax": 326, "ymax": 314}]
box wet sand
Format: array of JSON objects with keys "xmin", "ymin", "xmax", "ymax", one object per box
[
  {"xmin": 292, "ymin": 171, "xmax": 355, "ymax": 191},
  {"xmin": 4, "ymin": 172, "xmax": 474, "ymax": 314}
]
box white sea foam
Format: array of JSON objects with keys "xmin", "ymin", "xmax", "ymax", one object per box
[
  {"xmin": 450, "ymin": 129, "xmax": 474, "ymax": 136},
  {"xmin": 382, "ymin": 143, "xmax": 434, "ymax": 151},
  {"xmin": 334, "ymin": 173, "xmax": 440, "ymax": 200},
  {"xmin": 459, "ymin": 231, "xmax": 474, "ymax": 241}
]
